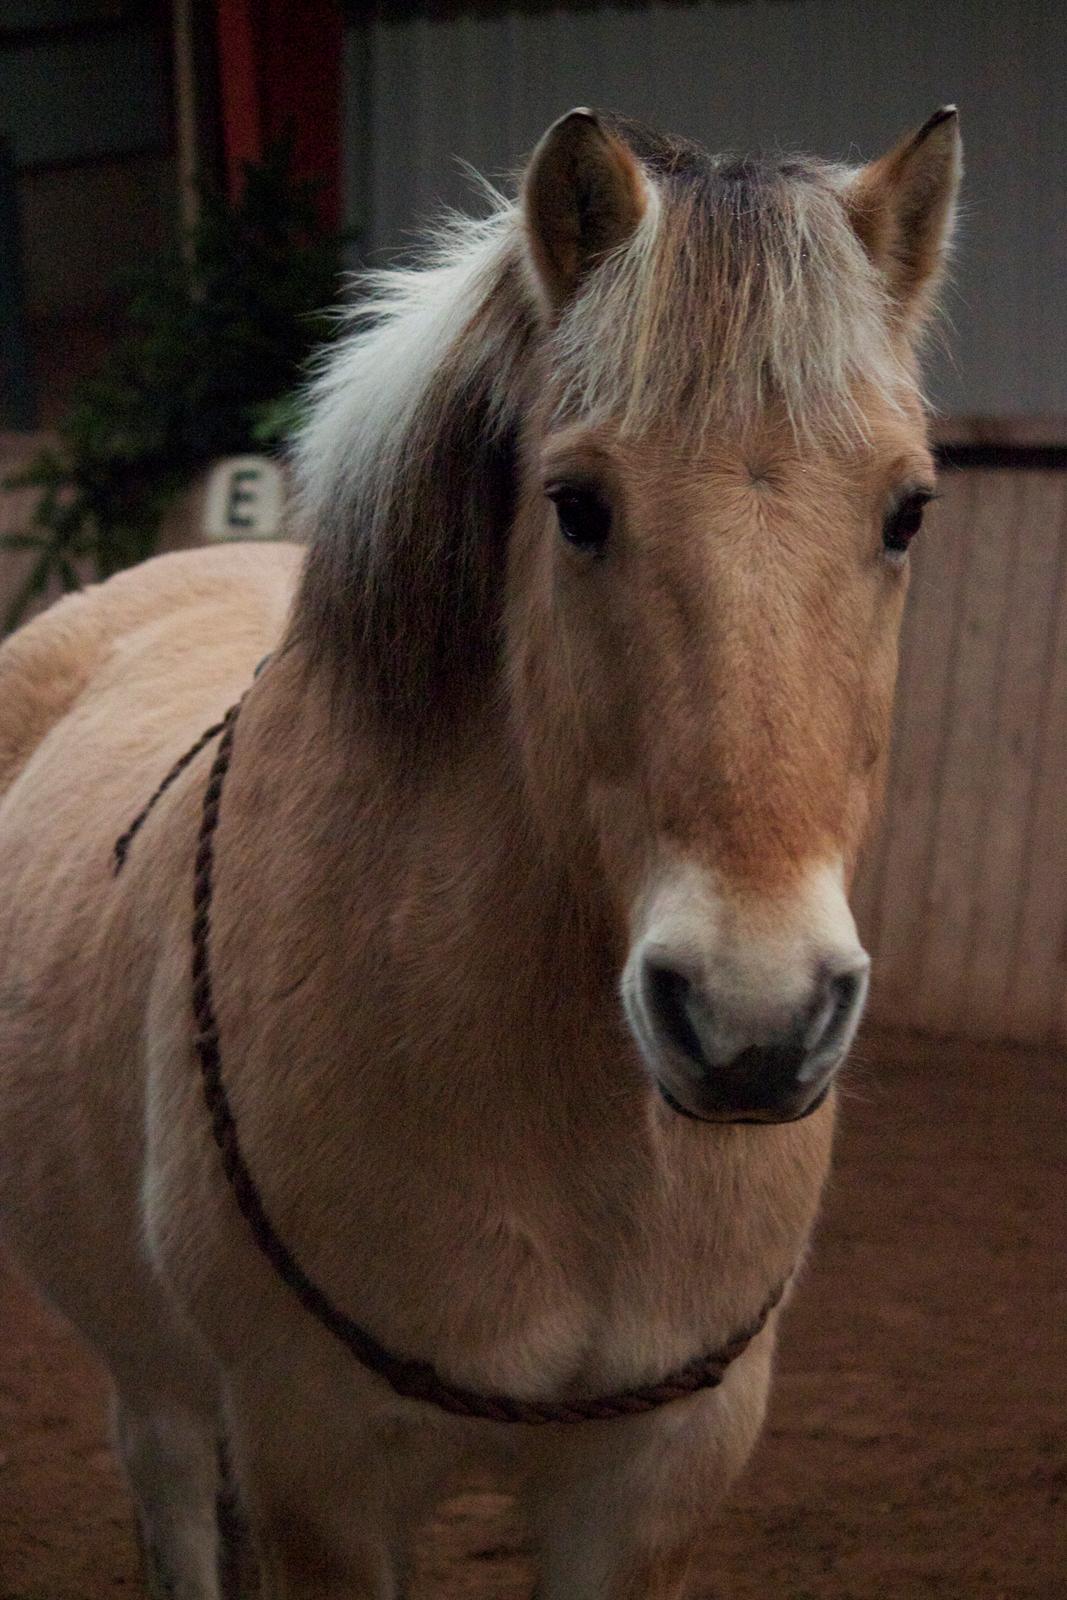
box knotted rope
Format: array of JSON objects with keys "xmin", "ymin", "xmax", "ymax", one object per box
[{"xmin": 116, "ymin": 692, "xmax": 784, "ymax": 1423}]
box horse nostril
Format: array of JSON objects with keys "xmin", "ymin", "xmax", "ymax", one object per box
[
  {"xmin": 637, "ymin": 950, "xmax": 869, "ymax": 1120},
  {"xmin": 804, "ymin": 964, "xmax": 869, "ymax": 1067},
  {"xmin": 643, "ymin": 961, "xmax": 709, "ymax": 1071}
]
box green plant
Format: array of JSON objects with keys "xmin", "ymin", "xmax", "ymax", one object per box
[{"xmin": 2, "ymin": 142, "xmax": 341, "ymax": 632}]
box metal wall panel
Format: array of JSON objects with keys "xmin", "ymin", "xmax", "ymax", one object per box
[{"xmin": 345, "ymin": 0, "xmax": 1066, "ymax": 417}]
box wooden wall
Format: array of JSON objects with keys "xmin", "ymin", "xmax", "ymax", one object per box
[
  {"xmin": 3, "ymin": 435, "xmax": 1066, "ymax": 1049},
  {"xmin": 855, "ymin": 458, "xmax": 1067, "ymax": 1049}
]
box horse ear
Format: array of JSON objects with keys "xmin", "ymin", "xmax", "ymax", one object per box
[
  {"xmin": 844, "ymin": 107, "xmax": 962, "ymax": 331},
  {"xmin": 523, "ymin": 108, "xmax": 650, "ymax": 313}
]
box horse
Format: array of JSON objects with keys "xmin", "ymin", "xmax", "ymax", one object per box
[{"xmin": 0, "ymin": 105, "xmax": 960, "ymax": 1598}]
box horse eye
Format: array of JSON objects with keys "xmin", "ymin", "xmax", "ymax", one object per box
[
  {"xmin": 883, "ymin": 491, "xmax": 934, "ymax": 557},
  {"xmin": 547, "ymin": 484, "xmax": 612, "ymax": 554}
]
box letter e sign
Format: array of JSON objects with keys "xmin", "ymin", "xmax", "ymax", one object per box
[{"xmin": 204, "ymin": 456, "xmax": 285, "ymax": 541}]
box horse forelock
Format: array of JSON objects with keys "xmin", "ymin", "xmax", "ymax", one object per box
[
  {"xmin": 552, "ymin": 127, "xmax": 917, "ymax": 443},
  {"xmin": 289, "ymin": 126, "xmax": 918, "ymax": 737}
]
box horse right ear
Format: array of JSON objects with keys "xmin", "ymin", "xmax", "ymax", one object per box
[
  {"xmin": 523, "ymin": 109, "xmax": 650, "ymax": 314},
  {"xmin": 844, "ymin": 107, "xmax": 962, "ymax": 332}
]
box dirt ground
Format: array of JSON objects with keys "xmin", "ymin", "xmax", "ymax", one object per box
[{"xmin": 1, "ymin": 1028, "xmax": 1064, "ymax": 1600}]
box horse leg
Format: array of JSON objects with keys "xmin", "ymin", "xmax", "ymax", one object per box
[
  {"xmin": 223, "ymin": 1361, "xmax": 445, "ymax": 1600},
  {"xmin": 530, "ymin": 1447, "xmax": 716, "ymax": 1600},
  {"xmin": 526, "ymin": 1357, "xmax": 771, "ymax": 1600},
  {"xmin": 216, "ymin": 1435, "xmax": 259, "ymax": 1599},
  {"xmin": 112, "ymin": 1381, "xmax": 226, "ymax": 1600}
]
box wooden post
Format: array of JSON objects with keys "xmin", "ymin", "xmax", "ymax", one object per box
[{"xmin": 170, "ymin": 0, "xmax": 229, "ymax": 246}]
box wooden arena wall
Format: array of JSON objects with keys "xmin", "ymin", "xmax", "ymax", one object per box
[{"xmin": 854, "ymin": 435, "xmax": 1067, "ymax": 1050}]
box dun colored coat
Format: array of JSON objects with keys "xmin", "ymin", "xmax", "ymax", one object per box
[{"xmin": 0, "ymin": 106, "xmax": 960, "ymax": 1598}]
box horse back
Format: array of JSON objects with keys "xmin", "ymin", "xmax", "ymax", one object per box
[{"xmin": 0, "ymin": 542, "xmax": 303, "ymax": 801}]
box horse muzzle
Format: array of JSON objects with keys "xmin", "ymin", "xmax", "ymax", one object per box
[
  {"xmin": 632, "ymin": 955, "xmax": 868, "ymax": 1125},
  {"xmin": 622, "ymin": 862, "xmax": 871, "ymax": 1126}
]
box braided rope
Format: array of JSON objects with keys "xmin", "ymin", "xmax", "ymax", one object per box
[
  {"xmin": 114, "ymin": 716, "xmax": 231, "ymax": 874},
  {"xmin": 119, "ymin": 693, "xmax": 784, "ymax": 1423}
]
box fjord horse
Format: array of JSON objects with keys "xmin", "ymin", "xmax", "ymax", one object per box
[{"xmin": 0, "ymin": 106, "xmax": 960, "ymax": 1597}]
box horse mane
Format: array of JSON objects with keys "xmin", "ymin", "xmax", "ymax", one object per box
[
  {"xmin": 289, "ymin": 120, "xmax": 916, "ymax": 742},
  {"xmin": 289, "ymin": 200, "xmax": 529, "ymax": 740}
]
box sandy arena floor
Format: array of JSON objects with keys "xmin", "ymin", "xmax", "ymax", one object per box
[{"xmin": 1, "ymin": 1029, "xmax": 1064, "ymax": 1599}]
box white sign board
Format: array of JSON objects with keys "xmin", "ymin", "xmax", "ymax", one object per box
[{"xmin": 204, "ymin": 456, "xmax": 286, "ymax": 541}]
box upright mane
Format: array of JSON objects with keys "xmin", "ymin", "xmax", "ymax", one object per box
[{"xmin": 289, "ymin": 117, "xmax": 916, "ymax": 738}]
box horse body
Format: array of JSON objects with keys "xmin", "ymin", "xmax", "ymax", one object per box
[
  {"xmin": 0, "ymin": 546, "xmax": 295, "ymax": 1344},
  {"xmin": 0, "ymin": 545, "xmax": 808, "ymax": 1592},
  {"xmin": 0, "ymin": 105, "xmax": 960, "ymax": 1598}
]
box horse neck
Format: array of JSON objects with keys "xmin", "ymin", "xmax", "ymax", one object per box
[{"xmin": 245, "ymin": 645, "xmax": 627, "ymax": 1109}]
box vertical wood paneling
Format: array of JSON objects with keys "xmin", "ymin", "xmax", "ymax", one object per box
[
  {"xmin": 909, "ymin": 471, "xmax": 1019, "ymax": 1036},
  {"xmin": 860, "ymin": 468, "xmax": 1067, "ymax": 1048},
  {"xmin": 1002, "ymin": 476, "xmax": 1067, "ymax": 1043},
  {"xmin": 963, "ymin": 474, "xmax": 1065, "ymax": 1037}
]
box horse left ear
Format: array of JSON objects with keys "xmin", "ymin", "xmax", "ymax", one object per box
[
  {"xmin": 844, "ymin": 106, "xmax": 962, "ymax": 331},
  {"xmin": 523, "ymin": 108, "xmax": 650, "ymax": 314}
]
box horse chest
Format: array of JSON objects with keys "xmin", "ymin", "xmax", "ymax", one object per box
[{"xmin": 359, "ymin": 1152, "xmax": 795, "ymax": 1399}]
